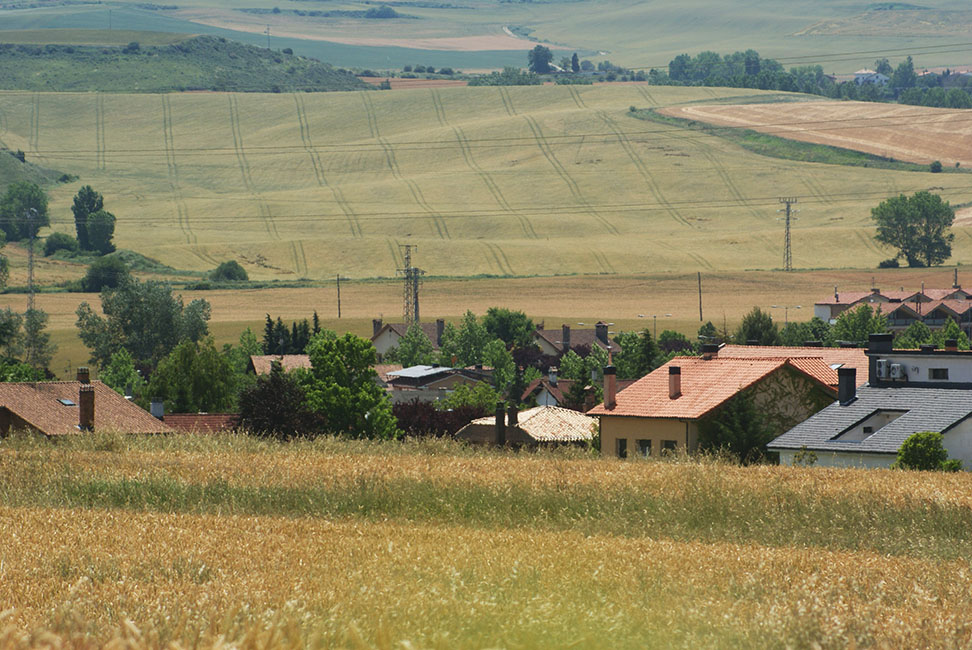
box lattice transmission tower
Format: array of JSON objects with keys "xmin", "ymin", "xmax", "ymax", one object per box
[
  {"xmin": 398, "ymin": 245, "xmax": 424, "ymax": 325},
  {"xmin": 779, "ymin": 197, "xmax": 798, "ymax": 272}
]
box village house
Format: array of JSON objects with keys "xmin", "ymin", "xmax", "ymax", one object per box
[
  {"xmin": 521, "ymin": 366, "xmax": 636, "ymax": 411},
  {"xmin": 814, "ymin": 281, "xmax": 972, "ymax": 333},
  {"xmin": 0, "ymin": 368, "xmax": 170, "ymax": 437},
  {"xmin": 532, "ymin": 322, "xmax": 613, "ymax": 356},
  {"xmin": 854, "ymin": 69, "xmax": 889, "ymax": 85},
  {"xmin": 770, "ymin": 334, "xmax": 972, "ymax": 468},
  {"xmin": 384, "ymin": 364, "xmax": 490, "ymax": 404},
  {"xmin": 371, "ymin": 318, "xmax": 445, "ymax": 357},
  {"xmin": 455, "ymin": 403, "xmax": 596, "ymax": 447},
  {"xmin": 249, "ymin": 354, "xmax": 403, "ymax": 387},
  {"xmin": 589, "ymin": 344, "xmax": 867, "ymax": 459}
]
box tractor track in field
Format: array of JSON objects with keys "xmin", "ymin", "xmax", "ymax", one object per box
[
  {"xmin": 430, "ymin": 89, "xmax": 448, "ymax": 127},
  {"xmin": 161, "ymin": 95, "xmax": 196, "ymax": 245},
  {"xmin": 95, "ymin": 93, "xmax": 106, "ymax": 171},
  {"xmin": 567, "ymin": 86, "xmax": 586, "ymax": 109},
  {"xmin": 360, "ymin": 93, "xmax": 450, "ymax": 239},
  {"xmin": 387, "ymin": 238, "xmax": 404, "ymax": 268},
  {"xmin": 294, "ymin": 94, "xmax": 362, "ymax": 238},
  {"xmin": 29, "ymin": 92, "xmax": 39, "ymax": 154},
  {"xmin": 800, "ymin": 173, "xmax": 834, "ymax": 206},
  {"xmin": 524, "ymin": 114, "xmax": 619, "ymax": 235},
  {"xmin": 453, "ymin": 125, "xmax": 537, "ymax": 239},
  {"xmin": 637, "ymin": 86, "xmax": 658, "ymax": 107},
  {"xmin": 592, "ymin": 249, "xmax": 616, "ymax": 274},
  {"xmin": 228, "ymin": 94, "xmax": 279, "ymax": 241},
  {"xmin": 699, "ymin": 148, "xmax": 761, "ymax": 219},
  {"xmin": 484, "ymin": 242, "xmax": 514, "ymax": 275},
  {"xmin": 595, "ymin": 110, "xmax": 691, "ymax": 228},
  {"xmin": 289, "ymin": 240, "xmax": 308, "ymax": 276},
  {"xmin": 681, "ymin": 247, "xmax": 713, "ymax": 270},
  {"xmin": 498, "ymin": 87, "xmax": 516, "ymax": 116}
]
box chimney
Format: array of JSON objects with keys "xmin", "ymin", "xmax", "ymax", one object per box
[
  {"xmin": 954, "ymin": 267, "xmax": 960, "ymax": 289},
  {"xmin": 372, "ymin": 318, "xmax": 383, "ymax": 337},
  {"xmin": 79, "ymin": 384, "xmax": 94, "ymax": 431},
  {"xmin": 595, "ymin": 322, "xmax": 608, "ymax": 345},
  {"xmin": 76, "ymin": 366, "xmax": 90, "ymax": 384},
  {"xmin": 495, "ymin": 401, "xmax": 506, "ymax": 445},
  {"xmin": 548, "ymin": 366, "xmax": 558, "ymax": 386},
  {"xmin": 561, "ymin": 324, "xmax": 571, "ymax": 353},
  {"xmin": 604, "ymin": 365, "xmax": 617, "ymax": 409},
  {"xmin": 803, "ymin": 340, "xmax": 823, "ymax": 347},
  {"xmin": 834, "ymin": 285, "xmax": 839, "ymax": 303},
  {"xmin": 946, "ymin": 338, "xmax": 958, "ymax": 352},
  {"xmin": 435, "ymin": 319, "xmax": 444, "ymax": 347},
  {"xmin": 746, "ymin": 339, "xmax": 759, "ymax": 346},
  {"xmin": 867, "ymin": 333, "xmax": 893, "ymax": 354},
  {"xmin": 920, "ymin": 344, "xmax": 936, "ymax": 354},
  {"xmin": 838, "ymin": 367, "xmax": 857, "ymax": 405},
  {"xmin": 150, "ymin": 400, "xmax": 165, "ymax": 420},
  {"xmin": 507, "ymin": 402, "xmax": 518, "ymax": 429},
  {"xmin": 669, "ymin": 366, "xmax": 681, "ymax": 399},
  {"xmin": 701, "ymin": 343, "xmax": 720, "ymax": 360}
]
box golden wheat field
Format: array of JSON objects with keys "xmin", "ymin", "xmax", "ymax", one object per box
[
  {"xmin": 1, "ymin": 85, "xmax": 970, "ymax": 281},
  {"xmin": 2, "ymin": 434, "xmax": 972, "ymax": 649}
]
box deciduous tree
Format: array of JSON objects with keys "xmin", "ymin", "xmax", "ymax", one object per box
[
  {"xmin": 86, "ymin": 209, "xmax": 116, "ymax": 255},
  {"xmin": 528, "ymin": 45, "xmax": 553, "ymax": 74},
  {"xmin": 71, "ymin": 185, "xmax": 102, "ymax": 250},
  {"xmin": 734, "ymin": 307, "xmax": 780, "ymax": 346},
  {"xmin": 147, "ymin": 338, "xmax": 236, "ymax": 413},
  {"xmin": 0, "ymin": 182, "xmax": 48, "ymax": 241},
  {"xmin": 872, "ymin": 191, "xmax": 954, "ymax": 267},
  {"xmin": 830, "ymin": 304, "xmax": 887, "ymax": 346}
]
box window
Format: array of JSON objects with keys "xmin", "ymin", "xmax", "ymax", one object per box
[
  {"xmin": 637, "ymin": 439, "xmax": 651, "ymax": 457},
  {"xmin": 862, "ymin": 426, "xmax": 873, "ymax": 434},
  {"xmin": 662, "ymin": 440, "xmax": 677, "ymax": 455},
  {"xmin": 929, "ymin": 368, "xmax": 949, "ymax": 380},
  {"xmin": 57, "ymin": 398, "xmax": 76, "ymax": 406},
  {"xmin": 616, "ymin": 438, "xmax": 627, "ymax": 459}
]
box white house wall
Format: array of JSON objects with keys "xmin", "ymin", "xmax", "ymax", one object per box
[
  {"xmin": 877, "ymin": 354, "xmax": 972, "ymax": 384},
  {"xmin": 944, "ymin": 418, "xmax": 972, "ymax": 467},
  {"xmin": 779, "ymin": 449, "xmax": 895, "ymax": 469},
  {"xmin": 373, "ymin": 330, "xmax": 402, "ymax": 356}
]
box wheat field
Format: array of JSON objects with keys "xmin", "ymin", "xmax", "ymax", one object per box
[
  {"xmin": 1, "ymin": 85, "xmax": 968, "ymax": 281},
  {"xmin": 2, "ymin": 434, "xmax": 972, "ymax": 649}
]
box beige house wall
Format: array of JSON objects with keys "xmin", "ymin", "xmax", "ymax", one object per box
[{"xmin": 600, "ymin": 416, "xmax": 696, "ymax": 459}]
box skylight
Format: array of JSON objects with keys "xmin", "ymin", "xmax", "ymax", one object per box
[{"xmin": 58, "ymin": 398, "xmax": 76, "ymax": 406}]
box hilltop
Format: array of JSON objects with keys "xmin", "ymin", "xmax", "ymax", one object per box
[{"xmin": 0, "ymin": 34, "xmax": 370, "ymax": 92}]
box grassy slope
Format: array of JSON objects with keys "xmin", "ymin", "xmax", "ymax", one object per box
[
  {"xmin": 2, "ymin": 434, "xmax": 972, "ymax": 648},
  {"xmin": 0, "ymin": 85, "xmax": 968, "ymax": 283},
  {"xmin": 0, "ymin": 35, "xmax": 370, "ymax": 92},
  {"xmin": 0, "ymin": 149, "xmax": 69, "ymax": 192}
]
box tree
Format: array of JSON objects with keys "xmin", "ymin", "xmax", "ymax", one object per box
[
  {"xmin": 18, "ymin": 308, "xmax": 55, "ymax": 368},
  {"xmin": 658, "ymin": 330, "xmax": 694, "ymax": 355},
  {"xmin": 697, "ymin": 388, "xmax": 774, "ymax": 463},
  {"xmin": 874, "ymin": 58, "xmax": 892, "ymax": 76},
  {"xmin": 81, "ymin": 255, "xmax": 131, "ymax": 292},
  {"xmin": 482, "ymin": 307, "xmax": 535, "ymax": 349},
  {"xmin": 238, "ymin": 362, "xmax": 319, "ymax": 438},
  {"xmin": 44, "ymin": 232, "xmax": 79, "ymax": 257},
  {"xmin": 99, "ymin": 348, "xmax": 146, "ymax": 398},
  {"xmin": 86, "ymin": 209, "xmax": 116, "ymax": 254},
  {"xmin": 147, "ymin": 338, "xmax": 236, "ymax": 413},
  {"xmin": 438, "ymin": 311, "xmax": 491, "ymax": 366},
  {"xmin": 697, "ymin": 321, "xmax": 722, "ymax": 345},
  {"xmin": 528, "ymin": 45, "xmax": 553, "ymax": 74},
  {"xmin": 780, "ymin": 317, "xmax": 831, "ymax": 347},
  {"xmin": 210, "ymin": 260, "xmax": 248, "ymax": 282},
  {"xmin": 0, "ymin": 308, "xmax": 23, "ymax": 356},
  {"xmin": 613, "ymin": 329, "xmax": 659, "ymax": 379},
  {"xmin": 72, "ymin": 186, "xmax": 102, "ymax": 250},
  {"xmin": 75, "ymin": 279, "xmax": 211, "ymax": 368},
  {"xmin": 872, "ymin": 191, "xmax": 954, "ymax": 267},
  {"xmin": 893, "ymin": 431, "xmax": 959, "ymax": 471},
  {"xmin": 571, "ymin": 52, "xmax": 580, "ymax": 73},
  {"xmin": 0, "ymin": 182, "xmax": 49, "ymax": 241},
  {"xmin": 396, "ymin": 323, "xmax": 435, "ymax": 367},
  {"xmin": 437, "ymin": 381, "xmax": 502, "ymax": 411},
  {"xmin": 891, "ymin": 56, "xmax": 917, "ymax": 95},
  {"xmin": 734, "ymin": 307, "xmax": 781, "ymax": 345},
  {"xmin": 830, "ymin": 304, "xmax": 887, "ymax": 346},
  {"xmin": 301, "ymin": 330, "xmax": 399, "ymax": 439}
]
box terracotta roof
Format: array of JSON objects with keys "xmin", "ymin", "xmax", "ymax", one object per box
[
  {"xmin": 373, "ymin": 322, "xmax": 442, "ymax": 348},
  {"xmin": 815, "ymin": 291, "xmax": 881, "ymax": 306},
  {"xmin": 0, "ymin": 381, "xmax": 171, "ymax": 436},
  {"xmin": 164, "ymin": 413, "xmax": 238, "ymax": 434},
  {"xmin": 879, "ymin": 302, "xmax": 920, "ymax": 317},
  {"xmin": 249, "ymin": 355, "xmax": 312, "ymax": 374},
  {"xmin": 521, "ymin": 377, "xmax": 636, "ymax": 403},
  {"xmin": 924, "ymin": 300, "xmax": 972, "ymax": 316},
  {"xmin": 717, "ymin": 345, "xmax": 869, "ymax": 383},
  {"xmin": 374, "ymin": 364, "xmax": 404, "ymax": 384},
  {"xmin": 534, "ymin": 328, "xmax": 610, "ymax": 353},
  {"xmin": 463, "ymin": 406, "xmax": 596, "ymax": 443},
  {"xmin": 588, "ymin": 357, "xmax": 835, "ymax": 419},
  {"xmin": 923, "ymin": 289, "xmax": 968, "ymax": 301},
  {"xmin": 880, "ymin": 290, "xmax": 924, "ymax": 302}
]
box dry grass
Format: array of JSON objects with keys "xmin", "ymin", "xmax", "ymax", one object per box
[{"xmin": 2, "ymin": 435, "xmax": 972, "ymax": 647}]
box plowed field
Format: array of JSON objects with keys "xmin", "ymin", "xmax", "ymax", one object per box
[{"xmin": 660, "ymin": 101, "xmax": 972, "ymax": 166}]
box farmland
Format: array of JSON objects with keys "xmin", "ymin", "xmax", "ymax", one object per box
[
  {"xmin": 2, "ymin": 85, "xmax": 971, "ymax": 285},
  {"xmin": 2, "ymin": 433, "xmax": 972, "ymax": 648}
]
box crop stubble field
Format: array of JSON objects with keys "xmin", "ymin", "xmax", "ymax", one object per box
[
  {"xmin": 2, "ymin": 434, "xmax": 972, "ymax": 648},
  {"xmin": 1, "ymin": 85, "xmax": 970, "ymax": 284}
]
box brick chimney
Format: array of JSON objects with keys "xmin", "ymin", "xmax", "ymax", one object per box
[
  {"xmin": 372, "ymin": 318, "xmax": 383, "ymax": 337},
  {"xmin": 561, "ymin": 324, "xmax": 571, "ymax": 353},
  {"xmin": 436, "ymin": 319, "xmax": 444, "ymax": 347},
  {"xmin": 495, "ymin": 401, "xmax": 506, "ymax": 445},
  {"xmin": 946, "ymin": 339, "xmax": 958, "ymax": 352},
  {"xmin": 669, "ymin": 366, "xmax": 681, "ymax": 399},
  {"xmin": 595, "ymin": 322, "xmax": 608, "ymax": 345},
  {"xmin": 603, "ymin": 365, "xmax": 617, "ymax": 409},
  {"xmin": 79, "ymin": 384, "xmax": 94, "ymax": 431},
  {"xmin": 838, "ymin": 367, "xmax": 856, "ymax": 405},
  {"xmin": 76, "ymin": 366, "xmax": 90, "ymax": 384},
  {"xmin": 701, "ymin": 343, "xmax": 720, "ymax": 360}
]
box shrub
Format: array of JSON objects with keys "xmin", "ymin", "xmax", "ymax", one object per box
[
  {"xmin": 930, "ymin": 160, "xmax": 943, "ymax": 173},
  {"xmin": 44, "ymin": 232, "xmax": 79, "ymax": 256},
  {"xmin": 81, "ymin": 255, "xmax": 130, "ymax": 292},
  {"xmin": 878, "ymin": 257, "xmax": 900, "ymax": 268},
  {"xmin": 893, "ymin": 431, "xmax": 955, "ymax": 471},
  {"xmin": 282, "ymin": 47, "xmax": 293, "ymax": 55},
  {"xmin": 403, "ymin": 65, "xmax": 412, "ymax": 72},
  {"xmin": 438, "ymin": 67, "xmax": 454, "ymax": 75},
  {"xmin": 209, "ymin": 260, "xmax": 248, "ymax": 282}
]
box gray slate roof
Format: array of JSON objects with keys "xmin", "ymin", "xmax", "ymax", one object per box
[{"xmin": 769, "ymin": 385, "xmax": 972, "ymax": 455}]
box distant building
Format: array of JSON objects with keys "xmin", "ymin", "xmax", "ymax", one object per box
[
  {"xmin": 533, "ymin": 322, "xmax": 613, "ymax": 356},
  {"xmin": 384, "ymin": 364, "xmax": 490, "ymax": 404},
  {"xmin": 814, "ymin": 284, "xmax": 972, "ymax": 333},
  {"xmin": 371, "ymin": 319, "xmax": 445, "ymax": 357},
  {"xmin": 455, "ymin": 405, "xmax": 596, "ymax": 447},
  {"xmin": 770, "ymin": 334, "xmax": 972, "ymax": 468},
  {"xmin": 854, "ymin": 69, "xmax": 889, "ymax": 86}
]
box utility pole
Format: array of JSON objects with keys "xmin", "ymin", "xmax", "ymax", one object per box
[
  {"xmin": 398, "ymin": 245, "xmax": 423, "ymax": 325},
  {"xmin": 779, "ymin": 197, "xmax": 798, "ymax": 272},
  {"xmin": 265, "ymin": 25, "xmax": 271, "ymax": 49},
  {"xmin": 697, "ymin": 271, "xmax": 703, "ymax": 322},
  {"xmin": 336, "ymin": 274, "xmax": 348, "ymax": 318},
  {"xmin": 26, "ymin": 207, "xmax": 36, "ymax": 312}
]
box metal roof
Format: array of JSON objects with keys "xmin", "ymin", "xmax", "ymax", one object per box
[{"xmin": 387, "ymin": 365, "xmax": 455, "ymax": 379}]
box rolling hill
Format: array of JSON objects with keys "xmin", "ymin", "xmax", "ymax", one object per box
[{"xmin": 1, "ymin": 84, "xmax": 969, "ymax": 280}]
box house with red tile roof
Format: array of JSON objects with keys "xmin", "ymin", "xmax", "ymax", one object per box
[
  {"xmin": 533, "ymin": 322, "xmax": 613, "ymax": 356},
  {"xmin": 521, "ymin": 367, "xmax": 637, "ymax": 412},
  {"xmin": 0, "ymin": 379, "xmax": 171, "ymax": 437},
  {"xmin": 455, "ymin": 405, "xmax": 596, "ymax": 446},
  {"xmin": 371, "ymin": 319, "xmax": 445, "ymax": 358},
  {"xmin": 162, "ymin": 413, "xmax": 238, "ymax": 434},
  {"xmin": 588, "ymin": 349, "xmax": 843, "ymax": 459}
]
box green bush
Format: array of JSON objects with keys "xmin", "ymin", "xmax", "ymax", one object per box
[
  {"xmin": 44, "ymin": 232, "xmax": 79, "ymax": 256},
  {"xmin": 81, "ymin": 255, "xmax": 131, "ymax": 292},
  {"xmin": 893, "ymin": 431, "xmax": 958, "ymax": 471},
  {"xmin": 209, "ymin": 260, "xmax": 248, "ymax": 282},
  {"xmin": 930, "ymin": 160, "xmax": 943, "ymax": 173}
]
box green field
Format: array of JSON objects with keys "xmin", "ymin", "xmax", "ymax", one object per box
[{"xmin": 0, "ymin": 85, "xmax": 968, "ymax": 281}]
